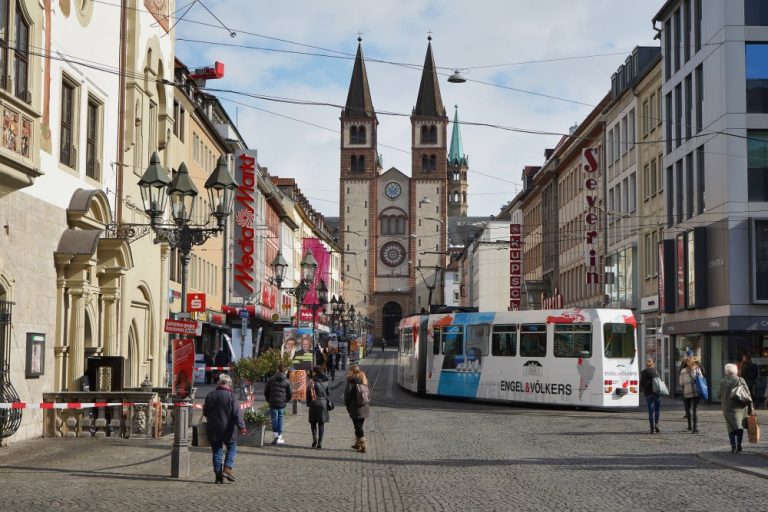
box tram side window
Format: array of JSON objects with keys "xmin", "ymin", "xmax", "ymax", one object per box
[
  {"xmin": 554, "ymin": 323, "xmax": 593, "ymax": 358},
  {"xmin": 520, "ymin": 324, "xmax": 547, "ymax": 357},
  {"xmin": 401, "ymin": 328, "xmax": 413, "ymax": 354},
  {"xmin": 466, "ymin": 324, "xmax": 490, "ymax": 362},
  {"xmin": 603, "ymin": 323, "xmax": 636, "ymax": 358},
  {"xmin": 440, "ymin": 325, "xmax": 464, "ymax": 369},
  {"xmin": 492, "ymin": 325, "xmax": 517, "ymax": 356},
  {"xmin": 433, "ymin": 326, "xmax": 441, "ymax": 355}
]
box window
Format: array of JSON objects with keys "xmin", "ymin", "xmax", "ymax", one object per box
[
  {"xmin": 628, "ymin": 109, "xmax": 635, "ymax": 151},
  {"xmin": 650, "ymin": 158, "xmax": 658, "ymax": 196},
  {"xmin": 629, "ymin": 172, "xmax": 637, "ymax": 212},
  {"xmin": 748, "ymin": 130, "xmax": 768, "ymax": 201},
  {"xmin": 520, "ymin": 324, "xmax": 546, "ymax": 357},
  {"xmin": 685, "ymin": 74, "xmax": 692, "ymax": 140},
  {"xmin": 0, "ymin": 1, "xmax": 7, "ymax": 87},
  {"xmin": 358, "ymin": 125, "xmax": 366, "ymax": 144},
  {"xmin": 179, "ymin": 106, "xmax": 185, "ymax": 142},
  {"xmin": 665, "ymin": 93, "xmax": 673, "ymax": 154},
  {"xmin": 649, "ymin": 93, "xmax": 656, "ymax": 129},
  {"xmin": 694, "ymin": 0, "xmax": 702, "ymax": 51},
  {"xmin": 351, "ymin": 155, "xmax": 365, "ymax": 173},
  {"xmin": 350, "ymin": 125, "xmax": 366, "ymax": 144},
  {"xmin": 674, "ymin": 8, "xmax": 681, "ymax": 72},
  {"xmin": 745, "ymin": 0, "xmax": 768, "ymax": 26},
  {"xmin": 664, "ymin": 19, "xmax": 672, "ymax": 80},
  {"xmin": 421, "ymin": 124, "xmax": 437, "ymax": 144},
  {"xmin": 642, "ymin": 100, "xmax": 649, "ymax": 136},
  {"xmin": 492, "ymin": 325, "xmax": 517, "ymax": 356},
  {"xmin": 60, "ymin": 79, "xmax": 76, "ymax": 168},
  {"xmin": 554, "ymin": 324, "xmax": 592, "ymax": 358},
  {"xmin": 667, "ymin": 165, "xmax": 674, "ymax": 227},
  {"xmin": 440, "ymin": 325, "xmax": 463, "ymax": 368},
  {"xmin": 148, "ymin": 101, "xmax": 157, "ymax": 158},
  {"xmin": 695, "ymin": 65, "xmax": 703, "ymax": 133},
  {"xmin": 421, "ymin": 154, "xmax": 436, "ymax": 172},
  {"xmin": 684, "ymin": 0, "xmax": 691, "ymax": 63},
  {"xmin": 401, "ymin": 328, "xmax": 413, "ymax": 354},
  {"xmin": 643, "ymin": 163, "xmax": 650, "ymax": 200},
  {"xmin": 674, "ymin": 84, "xmax": 682, "ymax": 147},
  {"xmin": 607, "ymin": 128, "xmax": 613, "ymax": 163},
  {"xmin": 621, "ymin": 179, "xmax": 628, "ymax": 214},
  {"xmin": 657, "ymin": 88, "xmax": 663, "ymax": 126},
  {"xmin": 621, "ymin": 115, "xmax": 628, "ymax": 154},
  {"xmin": 172, "ymin": 99, "xmax": 179, "ymax": 136},
  {"xmin": 13, "ymin": 3, "xmax": 28, "ymax": 101},
  {"xmin": 676, "ymin": 160, "xmax": 684, "ymax": 224},
  {"xmin": 466, "ymin": 324, "xmax": 489, "ymax": 362},
  {"xmin": 686, "ymin": 152, "xmax": 694, "ymax": 219},
  {"xmin": 603, "ymin": 323, "xmax": 635, "ymax": 358},
  {"xmin": 697, "ymin": 145, "xmax": 705, "ymax": 214},
  {"xmin": 746, "ymin": 43, "xmax": 768, "ymax": 113},
  {"xmin": 85, "ymin": 96, "xmax": 101, "ymax": 180},
  {"xmin": 753, "ymin": 219, "xmax": 768, "ymax": 301}
]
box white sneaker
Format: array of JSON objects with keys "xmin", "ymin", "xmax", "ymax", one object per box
[{"xmin": 276, "ymin": 435, "xmax": 285, "ymax": 444}]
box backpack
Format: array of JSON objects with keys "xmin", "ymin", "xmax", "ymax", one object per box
[{"xmin": 356, "ymin": 383, "xmax": 370, "ymax": 406}]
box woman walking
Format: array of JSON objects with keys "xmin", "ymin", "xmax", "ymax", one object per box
[
  {"xmin": 639, "ymin": 358, "xmax": 661, "ymax": 434},
  {"xmin": 306, "ymin": 366, "xmax": 331, "ymax": 449},
  {"xmin": 679, "ymin": 358, "xmax": 703, "ymax": 433},
  {"xmin": 344, "ymin": 365, "xmax": 371, "ymax": 453},
  {"xmin": 719, "ymin": 363, "xmax": 753, "ymax": 454}
]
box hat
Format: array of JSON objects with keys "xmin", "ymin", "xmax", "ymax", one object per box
[{"xmin": 686, "ymin": 350, "xmax": 694, "ymax": 357}]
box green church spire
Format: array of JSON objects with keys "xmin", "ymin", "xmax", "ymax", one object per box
[{"xmin": 448, "ymin": 105, "xmax": 467, "ymax": 166}]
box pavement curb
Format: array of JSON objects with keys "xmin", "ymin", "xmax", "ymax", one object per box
[{"xmin": 698, "ymin": 450, "xmax": 768, "ymax": 480}]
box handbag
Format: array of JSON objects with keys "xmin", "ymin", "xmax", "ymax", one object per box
[
  {"xmin": 192, "ymin": 421, "xmax": 210, "ymax": 448},
  {"xmin": 694, "ymin": 373, "xmax": 709, "ymax": 400},
  {"xmin": 652, "ymin": 376, "xmax": 669, "ymax": 397},
  {"xmin": 730, "ymin": 380, "xmax": 752, "ymax": 406},
  {"xmin": 319, "ymin": 383, "xmax": 334, "ymax": 411},
  {"xmin": 747, "ymin": 414, "xmax": 760, "ymax": 444}
]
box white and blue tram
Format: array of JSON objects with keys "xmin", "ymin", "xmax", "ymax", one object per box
[{"xmin": 397, "ymin": 308, "xmax": 639, "ymax": 408}]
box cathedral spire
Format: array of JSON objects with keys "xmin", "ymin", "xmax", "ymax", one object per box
[
  {"xmin": 343, "ymin": 37, "xmax": 375, "ymax": 118},
  {"xmin": 448, "ymin": 105, "xmax": 466, "ymax": 166},
  {"xmin": 413, "ymin": 37, "xmax": 445, "ymax": 117}
]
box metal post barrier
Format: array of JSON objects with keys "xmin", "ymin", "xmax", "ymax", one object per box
[{"xmin": 171, "ymin": 400, "xmax": 190, "ymax": 478}]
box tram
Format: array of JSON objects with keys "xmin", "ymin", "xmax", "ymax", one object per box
[{"xmin": 397, "ymin": 308, "xmax": 639, "ymax": 408}]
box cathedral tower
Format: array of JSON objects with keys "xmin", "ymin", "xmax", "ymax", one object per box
[
  {"xmin": 447, "ymin": 106, "xmax": 469, "ymax": 217},
  {"xmin": 409, "ymin": 37, "xmax": 449, "ymax": 312},
  {"xmin": 339, "ymin": 38, "xmax": 379, "ymax": 315}
]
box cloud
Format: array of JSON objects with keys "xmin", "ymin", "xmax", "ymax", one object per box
[{"xmin": 176, "ymin": 0, "xmax": 665, "ymax": 216}]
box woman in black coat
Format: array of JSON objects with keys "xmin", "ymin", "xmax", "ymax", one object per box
[
  {"xmin": 306, "ymin": 366, "xmax": 331, "ymax": 449},
  {"xmin": 639, "ymin": 358, "xmax": 661, "ymax": 434},
  {"xmin": 344, "ymin": 365, "xmax": 371, "ymax": 453}
]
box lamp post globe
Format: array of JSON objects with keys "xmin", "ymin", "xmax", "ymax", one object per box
[
  {"xmin": 168, "ymin": 162, "xmax": 198, "ymax": 225},
  {"xmin": 270, "ymin": 251, "xmax": 289, "ymax": 289},
  {"xmin": 205, "ymin": 155, "xmax": 238, "ymax": 229},
  {"xmin": 138, "ymin": 151, "xmax": 171, "ymax": 226},
  {"xmin": 300, "ymin": 250, "xmax": 317, "ymax": 285}
]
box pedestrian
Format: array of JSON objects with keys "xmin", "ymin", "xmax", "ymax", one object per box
[
  {"xmin": 738, "ymin": 354, "xmax": 758, "ymax": 402},
  {"xmin": 718, "ymin": 363, "xmax": 754, "ymax": 454},
  {"xmin": 326, "ymin": 350, "xmax": 337, "ymax": 381},
  {"xmin": 639, "ymin": 358, "xmax": 661, "ymax": 434},
  {"xmin": 679, "ymin": 357, "xmax": 703, "ymax": 433},
  {"xmin": 202, "ymin": 373, "xmax": 246, "ymax": 484},
  {"xmin": 306, "ymin": 366, "xmax": 331, "ymax": 449},
  {"xmin": 382, "ymin": 339, "xmax": 386, "ymax": 352},
  {"xmin": 264, "ymin": 363, "xmax": 293, "ymax": 445},
  {"xmin": 344, "ymin": 365, "xmax": 371, "ymax": 453}
]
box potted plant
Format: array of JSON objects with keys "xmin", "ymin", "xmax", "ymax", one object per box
[{"xmin": 242, "ymin": 408, "xmax": 269, "ymax": 447}]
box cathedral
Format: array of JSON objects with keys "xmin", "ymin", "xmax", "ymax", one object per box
[{"xmin": 339, "ymin": 37, "xmax": 469, "ymax": 342}]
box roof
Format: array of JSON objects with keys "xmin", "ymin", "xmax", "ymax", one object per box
[
  {"xmin": 343, "ymin": 40, "xmax": 375, "ymax": 118},
  {"xmin": 413, "ymin": 39, "xmax": 446, "ymax": 118},
  {"xmin": 447, "ymin": 216, "xmax": 488, "ymax": 247},
  {"xmin": 448, "ymin": 105, "xmax": 467, "ymax": 167}
]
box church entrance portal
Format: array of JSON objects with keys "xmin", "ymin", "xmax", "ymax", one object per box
[{"xmin": 382, "ymin": 302, "xmax": 403, "ymax": 343}]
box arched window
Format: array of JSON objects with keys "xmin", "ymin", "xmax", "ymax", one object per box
[
  {"xmin": 351, "ymin": 155, "xmax": 357, "ymax": 172},
  {"xmin": 358, "ymin": 155, "xmax": 365, "ymax": 172},
  {"xmin": 463, "ymin": 191, "xmax": 467, "ymax": 203},
  {"xmin": 453, "ymin": 191, "xmax": 459, "ymax": 203},
  {"xmin": 429, "ymin": 125, "xmax": 437, "ymax": 143},
  {"xmin": 380, "ymin": 209, "xmax": 406, "ymax": 235},
  {"xmin": 421, "ymin": 154, "xmax": 429, "ymax": 171},
  {"xmin": 358, "ymin": 125, "xmax": 366, "ymax": 144},
  {"xmin": 429, "ymin": 154, "xmax": 437, "ymax": 171},
  {"xmin": 350, "ymin": 126, "xmax": 358, "ymax": 144},
  {"xmin": 421, "ymin": 125, "xmax": 429, "ymax": 144}
]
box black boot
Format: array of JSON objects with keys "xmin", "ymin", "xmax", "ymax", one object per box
[
  {"xmin": 692, "ymin": 420, "xmax": 699, "ymax": 434},
  {"xmin": 649, "ymin": 425, "xmax": 654, "ymax": 434},
  {"xmin": 316, "ymin": 436, "xmax": 323, "ymax": 449},
  {"xmin": 215, "ymin": 471, "xmax": 224, "ymax": 484},
  {"xmin": 654, "ymin": 424, "xmax": 660, "ymax": 433},
  {"xmin": 311, "ymin": 425, "xmax": 317, "ymax": 447},
  {"xmin": 687, "ymin": 418, "xmax": 692, "ymax": 431}
]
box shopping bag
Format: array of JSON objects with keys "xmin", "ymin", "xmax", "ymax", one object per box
[
  {"xmin": 652, "ymin": 376, "xmax": 669, "ymax": 396},
  {"xmin": 192, "ymin": 421, "xmax": 210, "ymax": 447},
  {"xmin": 747, "ymin": 415, "xmax": 760, "ymax": 444},
  {"xmin": 694, "ymin": 373, "xmax": 709, "ymax": 400}
]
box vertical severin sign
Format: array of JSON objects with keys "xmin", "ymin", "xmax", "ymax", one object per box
[
  {"xmin": 582, "ymin": 148, "xmax": 600, "ymax": 285},
  {"xmin": 509, "ymin": 223, "xmax": 522, "ymax": 311},
  {"xmin": 234, "ymin": 150, "xmax": 258, "ymax": 298}
]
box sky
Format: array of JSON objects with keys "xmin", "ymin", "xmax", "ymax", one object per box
[{"xmin": 175, "ymin": 0, "xmax": 665, "ymax": 218}]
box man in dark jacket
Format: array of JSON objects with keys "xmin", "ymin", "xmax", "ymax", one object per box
[
  {"xmin": 203, "ymin": 373, "xmax": 246, "ymax": 484},
  {"xmin": 264, "ymin": 364, "xmax": 293, "ymax": 445}
]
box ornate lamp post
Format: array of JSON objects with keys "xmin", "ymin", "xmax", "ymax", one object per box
[{"xmin": 137, "ymin": 153, "xmax": 237, "ymax": 479}]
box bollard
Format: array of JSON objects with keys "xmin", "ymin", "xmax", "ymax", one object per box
[
  {"xmin": 170, "ymin": 399, "xmax": 190, "ymax": 478},
  {"xmin": 292, "ymin": 399, "xmax": 298, "ymax": 415}
]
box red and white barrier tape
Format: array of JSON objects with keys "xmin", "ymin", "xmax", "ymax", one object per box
[
  {"xmin": 204, "ymin": 366, "xmax": 231, "ymax": 371},
  {"xmin": 0, "ymin": 397, "xmax": 255, "ymax": 410}
]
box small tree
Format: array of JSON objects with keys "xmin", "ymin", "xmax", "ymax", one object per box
[{"xmin": 253, "ymin": 348, "xmax": 293, "ymax": 379}]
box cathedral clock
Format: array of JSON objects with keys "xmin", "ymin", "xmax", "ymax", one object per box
[
  {"xmin": 380, "ymin": 241, "xmax": 406, "ymax": 267},
  {"xmin": 384, "ymin": 181, "xmax": 401, "ymax": 199}
]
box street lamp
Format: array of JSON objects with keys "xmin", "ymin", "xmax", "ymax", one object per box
[{"xmin": 136, "ymin": 151, "xmax": 237, "ymax": 479}]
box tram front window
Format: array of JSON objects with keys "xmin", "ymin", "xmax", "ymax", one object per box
[{"xmin": 603, "ymin": 323, "xmax": 636, "ymax": 358}]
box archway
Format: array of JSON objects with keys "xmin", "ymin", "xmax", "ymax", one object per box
[{"xmin": 382, "ymin": 302, "xmax": 403, "ymax": 343}]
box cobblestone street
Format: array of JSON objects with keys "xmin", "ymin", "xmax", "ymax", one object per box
[{"xmin": 1, "ymin": 351, "xmax": 767, "ymax": 511}]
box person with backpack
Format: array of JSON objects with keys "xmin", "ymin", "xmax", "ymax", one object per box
[
  {"xmin": 344, "ymin": 365, "xmax": 370, "ymax": 453},
  {"xmin": 679, "ymin": 358, "xmax": 703, "ymax": 433},
  {"xmin": 264, "ymin": 364, "xmax": 293, "ymax": 445},
  {"xmin": 639, "ymin": 358, "xmax": 662, "ymax": 434}
]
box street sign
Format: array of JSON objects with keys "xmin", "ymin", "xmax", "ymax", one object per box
[
  {"xmin": 187, "ymin": 293, "xmax": 206, "ymax": 313},
  {"xmin": 239, "ymin": 309, "xmax": 250, "ymax": 319},
  {"xmin": 164, "ymin": 319, "xmax": 199, "ymax": 335}
]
